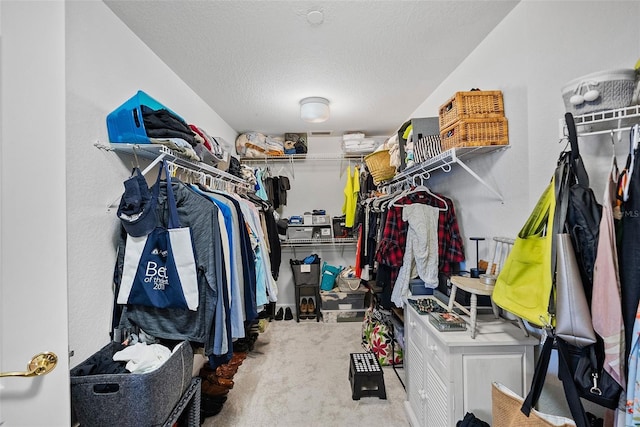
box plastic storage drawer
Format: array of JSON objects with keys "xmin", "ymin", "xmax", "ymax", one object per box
[
  {"xmin": 321, "ymin": 290, "xmax": 367, "ymax": 310},
  {"xmin": 70, "ymin": 340, "xmax": 193, "ymax": 427},
  {"xmin": 106, "ymin": 90, "xmax": 184, "ymax": 144},
  {"xmin": 287, "ymin": 226, "xmax": 314, "ymax": 240}
]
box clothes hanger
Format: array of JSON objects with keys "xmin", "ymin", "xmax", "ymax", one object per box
[
  {"xmin": 390, "ymin": 173, "xmax": 448, "ymax": 211},
  {"xmin": 610, "ymin": 130, "xmax": 619, "ymax": 173},
  {"xmin": 623, "ymin": 124, "xmax": 639, "ymax": 201}
]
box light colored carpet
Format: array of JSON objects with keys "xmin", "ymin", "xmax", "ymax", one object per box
[{"xmin": 205, "ymin": 319, "xmax": 409, "ymax": 427}]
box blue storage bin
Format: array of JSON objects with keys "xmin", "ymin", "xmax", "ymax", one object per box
[{"xmin": 106, "ymin": 90, "xmax": 184, "ymax": 144}]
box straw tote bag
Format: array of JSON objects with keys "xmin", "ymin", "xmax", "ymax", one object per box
[{"xmin": 492, "ymin": 382, "xmax": 576, "ymax": 427}]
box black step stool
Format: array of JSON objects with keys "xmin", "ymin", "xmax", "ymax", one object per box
[{"xmin": 348, "ymin": 352, "xmax": 386, "ymax": 400}]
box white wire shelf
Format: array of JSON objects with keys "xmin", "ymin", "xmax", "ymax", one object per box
[
  {"xmin": 97, "ymin": 142, "xmax": 251, "ymax": 189},
  {"xmin": 381, "ymin": 145, "xmax": 510, "ymax": 201},
  {"xmin": 566, "ymin": 104, "xmax": 640, "ymax": 136},
  {"xmin": 280, "ymin": 237, "xmax": 357, "ymax": 247}
]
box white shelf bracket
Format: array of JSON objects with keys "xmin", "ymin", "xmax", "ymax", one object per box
[{"xmin": 453, "ymin": 155, "xmax": 504, "ymax": 202}]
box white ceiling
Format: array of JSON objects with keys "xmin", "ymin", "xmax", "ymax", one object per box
[{"xmin": 104, "ymin": 1, "xmax": 519, "ymax": 138}]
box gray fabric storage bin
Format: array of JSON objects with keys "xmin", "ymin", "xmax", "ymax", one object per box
[
  {"xmin": 70, "ymin": 340, "xmax": 193, "ymax": 427},
  {"xmin": 291, "ymin": 262, "xmax": 320, "ymax": 286},
  {"xmin": 410, "ymin": 117, "xmax": 440, "ymax": 141}
]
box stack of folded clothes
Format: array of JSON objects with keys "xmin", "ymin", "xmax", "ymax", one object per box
[
  {"xmin": 235, "ymin": 132, "xmax": 285, "ymax": 157},
  {"xmin": 342, "ymin": 132, "xmax": 379, "ymax": 153}
]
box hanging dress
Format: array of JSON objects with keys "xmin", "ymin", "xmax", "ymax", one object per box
[{"xmin": 592, "ymin": 154, "xmax": 625, "ymax": 388}]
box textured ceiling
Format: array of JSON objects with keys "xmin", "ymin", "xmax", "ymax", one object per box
[{"xmin": 104, "ymin": 0, "xmax": 519, "ymax": 137}]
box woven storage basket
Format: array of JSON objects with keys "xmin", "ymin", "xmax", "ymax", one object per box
[
  {"xmin": 492, "ymin": 382, "xmax": 576, "ymax": 427},
  {"xmin": 440, "ymin": 117, "xmax": 509, "ymax": 151},
  {"xmin": 439, "ymin": 90, "xmax": 504, "ymax": 130},
  {"xmin": 364, "ymin": 150, "xmax": 396, "ymax": 184},
  {"xmin": 562, "ymin": 69, "xmax": 635, "ymax": 115}
]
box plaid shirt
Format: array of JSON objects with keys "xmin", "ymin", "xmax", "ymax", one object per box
[{"xmin": 375, "ymin": 191, "xmax": 464, "ymax": 278}]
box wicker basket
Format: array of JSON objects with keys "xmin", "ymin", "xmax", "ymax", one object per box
[
  {"xmin": 364, "ymin": 150, "xmax": 396, "ymax": 184},
  {"xmin": 562, "ymin": 68, "xmax": 636, "ymax": 115},
  {"xmin": 440, "ymin": 117, "xmax": 509, "ymax": 151},
  {"xmin": 439, "ymin": 90, "xmax": 504, "ymax": 130}
]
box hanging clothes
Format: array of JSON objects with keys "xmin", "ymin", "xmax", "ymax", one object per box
[
  {"xmin": 592, "ymin": 154, "xmax": 626, "ymax": 388},
  {"xmin": 391, "ymin": 204, "xmax": 440, "ymax": 307},
  {"xmin": 189, "ymin": 185, "xmax": 246, "ymax": 341},
  {"xmin": 254, "ymin": 168, "xmax": 269, "ymax": 201},
  {"xmin": 375, "ymin": 190, "xmax": 464, "ymax": 278},
  {"xmin": 619, "ymin": 126, "xmax": 640, "ymax": 363},
  {"xmin": 343, "ymin": 165, "xmax": 360, "ymax": 228},
  {"xmin": 626, "ymin": 301, "xmax": 640, "ymax": 424},
  {"xmin": 115, "ymin": 179, "xmax": 226, "ymax": 358}
]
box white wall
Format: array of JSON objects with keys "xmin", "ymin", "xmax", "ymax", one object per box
[
  {"xmin": 65, "ymin": 0, "xmax": 238, "ymax": 366},
  {"xmin": 409, "ymin": 0, "xmax": 640, "ymax": 264}
]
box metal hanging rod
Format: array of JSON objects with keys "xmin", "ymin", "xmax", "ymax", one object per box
[
  {"xmin": 97, "ymin": 142, "xmax": 252, "ymax": 210},
  {"xmin": 239, "ymin": 153, "xmax": 369, "ymax": 162}
]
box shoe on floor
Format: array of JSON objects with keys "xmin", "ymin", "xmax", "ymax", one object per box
[
  {"xmin": 201, "ymin": 401, "xmax": 224, "ymax": 418},
  {"xmin": 274, "ymin": 307, "xmax": 284, "ymax": 321},
  {"xmin": 307, "ymin": 297, "xmax": 316, "ymax": 314},
  {"xmin": 284, "ymin": 307, "xmax": 293, "ymax": 321},
  {"xmin": 201, "ymin": 379, "xmax": 230, "ymax": 397},
  {"xmin": 215, "ymin": 365, "xmax": 237, "ymax": 379},
  {"xmin": 201, "ymin": 394, "xmax": 227, "ymax": 406}
]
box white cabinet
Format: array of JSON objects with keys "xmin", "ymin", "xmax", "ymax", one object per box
[{"xmin": 403, "ymin": 301, "xmax": 538, "ymax": 426}]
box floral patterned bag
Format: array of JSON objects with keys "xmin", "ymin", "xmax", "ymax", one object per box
[{"xmin": 361, "ymin": 305, "xmax": 403, "ymax": 366}]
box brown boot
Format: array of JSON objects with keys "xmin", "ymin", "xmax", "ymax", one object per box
[
  {"xmin": 216, "ymin": 364, "xmax": 238, "ymax": 379},
  {"xmin": 228, "ymin": 353, "xmax": 246, "ymax": 366},
  {"xmin": 200, "ymin": 373, "xmax": 233, "ymax": 388},
  {"xmin": 201, "ymin": 379, "xmax": 230, "ymax": 397}
]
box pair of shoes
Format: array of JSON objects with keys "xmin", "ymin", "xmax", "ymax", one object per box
[
  {"xmin": 201, "ymin": 393, "xmax": 227, "ymax": 418},
  {"xmin": 274, "ymin": 307, "xmax": 284, "ymax": 321},
  {"xmin": 284, "ymin": 307, "xmax": 293, "ymax": 320},
  {"xmin": 233, "ymin": 339, "xmax": 251, "ymax": 353},
  {"xmin": 300, "ymin": 298, "xmax": 309, "ymax": 319},
  {"xmin": 208, "ymin": 375, "xmax": 234, "ymax": 389},
  {"xmin": 200, "ymin": 366, "xmax": 235, "ymax": 387}
]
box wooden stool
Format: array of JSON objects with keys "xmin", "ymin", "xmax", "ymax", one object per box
[
  {"xmin": 448, "ymin": 237, "xmax": 528, "ymax": 339},
  {"xmin": 448, "ymin": 276, "xmax": 500, "ymax": 339},
  {"xmin": 348, "ymin": 353, "xmax": 386, "ymax": 400}
]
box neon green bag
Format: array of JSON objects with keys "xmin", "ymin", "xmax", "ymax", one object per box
[{"xmin": 493, "ymin": 176, "xmax": 556, "ymax": 328}]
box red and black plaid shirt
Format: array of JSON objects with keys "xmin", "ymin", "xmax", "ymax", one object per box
[{"xmin": 375, "ymin": 191, "xmax": 464, "ymax": 281}]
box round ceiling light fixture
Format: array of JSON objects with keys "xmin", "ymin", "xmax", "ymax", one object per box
[
  {"xmin": 300, "ymin": 97, "xmax": 330, "ymax": 123},
  {"xmin": 306, "ymin": 10, "xmax": 324, "ymax": 25}
]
